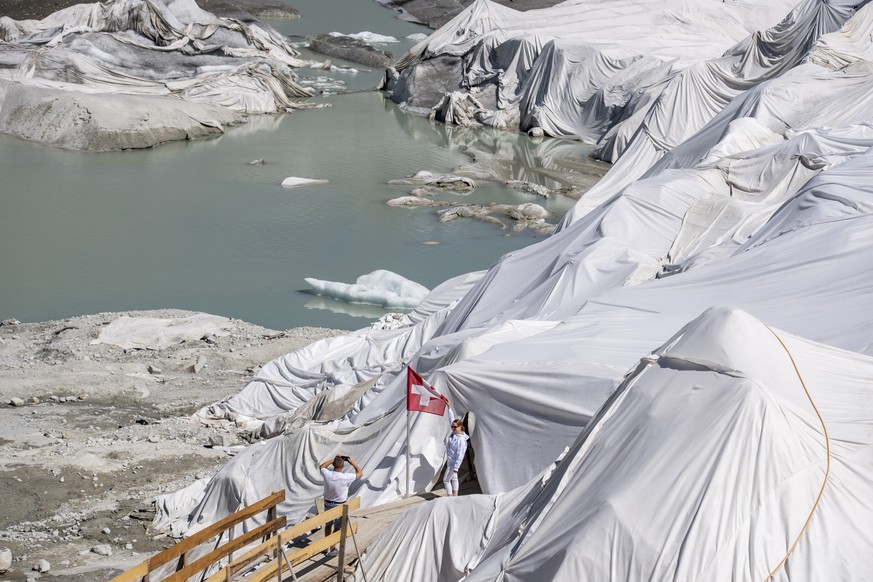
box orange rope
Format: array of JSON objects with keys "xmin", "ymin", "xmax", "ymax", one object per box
[{"xmin": 763, "ymin": 326, "xmax": 831, "ymax": 581}]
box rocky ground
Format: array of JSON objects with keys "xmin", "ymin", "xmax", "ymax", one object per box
[{"xmin": 0, "ymin": 311, "xmax": 344, "ymax": 581}]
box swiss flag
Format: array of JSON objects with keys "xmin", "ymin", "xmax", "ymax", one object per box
[{"xmin": 407, "ymin": 367, "xmax": 447, "ymax": 416}]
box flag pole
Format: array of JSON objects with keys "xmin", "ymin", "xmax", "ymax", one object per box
[{"xmin": 405, "ymin": 408, "xmax": 410, "ymax": 498}]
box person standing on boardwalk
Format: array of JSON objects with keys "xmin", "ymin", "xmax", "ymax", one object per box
[
  {"xmin": 442, "ymin": 399, "xmax": 469, "ymax": 496},
  {"xmin": 318, "ymin": 455, "xmax": 363, "ymax": 556}
]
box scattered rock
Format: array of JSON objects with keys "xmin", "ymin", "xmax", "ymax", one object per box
[
  {"xmin": 0, "ymin": 318, "xmax": 20, "ymax": 326},
  {"xmin": 207, "ymin": 434, "xmax": 236, "ymax": 448},
  {"xmin": 147, "ymin": 365, "xmax": 162, "ymax": 375},
  {"xmin": 101, "ymin": 528, "xmax": 111, "ymax": 535},
  {"xmin": 10, "ymin": 397, "xmax": 25, "ymax": 407},
  {"xmin": 33, "ymin": 558, "xmax": 50, "ymax": 572},
  {"xmin": 188, "ymin": 356, "xmax": 207, "ymax": 374},
  {"xmin": 307, "ymin": 33, "xmax": 394, "ymax": 69},
  {"xmin": 388, "ymin": 171, "xmax": 476, "ymax": 192},
  {"xmin": 386, "ymin": 195, "xmax": 432, "ymax": 207},
  {"xmin": 0, "ymin": 548, "xmax": 12, "ymax": 572},
  {"xmin": 31, "ymin": 397, "xmax": 40, "ymax": 405},
  {"xmin": 505, "ymin": 180, "xmax": 551, "ymax": 198},
  {"xmin": 147, "ymin": 435, "xmax": 160, "ymax": 443},
  {"xmin": 506, "ymin": 203, "xmax": 550, "ymax": 220},
  {"xmin": 91, "ymin": 544, "xmax": 112, "ymax": 557}
]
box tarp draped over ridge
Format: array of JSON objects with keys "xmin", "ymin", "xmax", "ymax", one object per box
[
  {"xmin": 0, "ymin": 0, "xmax": 323, "ymax": 113},
  {"xmin": 354, "ymin": 307, "xmax": 873, "ymax": 581},
  {"xmin": 561, "ymin": 0, "xmax": 873, "ymax": 225},
  {"xmin": 158, "ymin": 1, "xmax": 873, "ymax": 572},
  {"xmin": 390, "ymin": 0, "xmax": 867, "ymax": 220},
  {"xmin": 170, "ymin": 139, "xmax": 873, "ymax": 535},
  {"xmin": 198, "ymin": 271, "xmax": 483, "ymax": 423}
]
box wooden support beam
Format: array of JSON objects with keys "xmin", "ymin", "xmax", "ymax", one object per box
[
  {"xmin": 163, "ymin": 516, "xmax": 286, "ymax": 582},
  {"xmin": 206, "ymin": 498, "xmax": 361, "ymax": 582},
  {"xmin": 108, "ymin": 490, "xmax": 285, "ymax": 582},
  {"xmin": 238, "ymin": 523, "xmax": 358, "ymax": 582}
]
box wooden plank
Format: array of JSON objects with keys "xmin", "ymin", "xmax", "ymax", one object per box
[
  {"xmin": 278, "ymin": 497, "xmax": 362, "ymax": 542},
  {"xmin": 163, "ymin": 516, "xmax": 286, "ymax": 582},
  {"xmin": 107, "ymin": 560, "xmax": 149, "ymax": 582},
  {"xmin": 337, "ymin": 504, "xmax": 349, "ymax": 582},
  {"xmin": 204, "ymin": 525, "xmax": 342, "ymax": 582},
  {"xmin": 148, "ymin": 490, "xmax": 286, "ymax": 570},
  {"xmin": 240, "ymin": 523, "xmax": 358, "ymax": 582},
  {"xmin": 206, "ymin": 500, "xmax": 360, "ymax": 582}
]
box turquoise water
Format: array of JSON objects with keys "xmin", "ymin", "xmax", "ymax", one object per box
[{"xmin": 0, "ymin": 2, "xmax": 597, "ymax": 331}]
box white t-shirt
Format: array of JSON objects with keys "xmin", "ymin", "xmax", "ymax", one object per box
[{"xmin": 320, "ymin": 467, "xmax": 356, "ymax": 503}]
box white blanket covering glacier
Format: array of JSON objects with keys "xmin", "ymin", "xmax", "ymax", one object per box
[
  {"xmin": 354, "ymin": 307, "xmax": 873, "ymax": 581},
  {"xmin": 155, "ymin": 0, "xmax": 873, "ymax": 576},
  {"xmin": 0, "ymin": 0, "xmax": 329, "ymax": 149}
]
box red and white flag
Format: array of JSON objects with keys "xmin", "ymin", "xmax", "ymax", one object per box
[{"xmin": 406, "ymin": 367, "xmax": 447, "ymax": 416}]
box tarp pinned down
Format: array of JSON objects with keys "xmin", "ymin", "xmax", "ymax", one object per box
[
  {"xmin": 165, "ymin": 138, "xmax": 873, "ymax": 535},
  {"xmin": 354, "ymin": 307, "xmax": 873, "ymax": 581},
  {"xmin": 0, "ymin": 0, "xmax": 328, "ymax": 147},
  {"xmin": 157, "ymin": 1, "xmax": 873, "ymax": 570},
  {"xmin": 389, "ymin": 0, "xmax": 867, "ymax": 200},
  {"xmin": 197, "ymin": 271, "xmax": 483, "ymax": 424}
]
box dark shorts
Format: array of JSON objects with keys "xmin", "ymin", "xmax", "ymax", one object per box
[{"xmin": 324, "ymin": 499, "xmax": 345, "ymax": 529}]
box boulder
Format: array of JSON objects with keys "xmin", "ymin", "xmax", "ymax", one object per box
[
  {"xmin": 0, "ymin": 548, "xmax": 12, "ymax": 572},
  {"xmin": 308, "ymin": 34, "xmax": 394, "ymax": 69}
]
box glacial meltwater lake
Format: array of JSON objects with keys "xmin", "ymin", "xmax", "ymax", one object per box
[{"xmin": 0, "ymin": 0, "xmax": 601, "ymax": 331}]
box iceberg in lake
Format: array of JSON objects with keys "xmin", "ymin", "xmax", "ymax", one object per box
[
  {"xmin": 330, "ymin": 31, "xmax": 400, "ymax": 44},
  {"xmin": 159, "ymin": 0, "xmax": 873, "ymax": 576},
  {"xmin": 304, "ymin": 270, "xmax": 430, "ymax": 310}
]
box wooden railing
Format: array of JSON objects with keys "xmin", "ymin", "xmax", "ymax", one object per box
[
  {"xmin": 206, "ymin": 497, "xmax": 360, "ymax": 582},
  {"xmin": 109, "ymin": 491, "xmax": 360, "ymax": 582}
]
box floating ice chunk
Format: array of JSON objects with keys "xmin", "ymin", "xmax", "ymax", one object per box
[
  {"xmin": 406, "ymin": 33, "xmax": 428, "ymax": 41},
  {"xmin": 330, "ymin": 65, "xmax": 360, "ymax": 74},
  {"xmin": 281, "ymin": 177, "xmax": 329, "ymax": 188},
  {"xmin": 304, "ymin": 270, "xmax": 430, "ymax": 309},
  {"xmin": 330, "ymin": 31, "xmax": 399, "ymax": 44}
]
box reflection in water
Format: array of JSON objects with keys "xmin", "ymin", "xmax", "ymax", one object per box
[
  {"xmin": 388, "ymin": 101, "xmax": 610, "ymax": 193},
  {"xmin": 303, "ymin": 295, "xmax": 398, "ymax": 319}
]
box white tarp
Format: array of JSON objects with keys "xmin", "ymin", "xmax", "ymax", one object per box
[
  {"xmin": 391, "ymin": 0, "xmax": 866, "ymax": 214},
  {"xmin": 0, "ymin": 0, "xmax": 324, "ymax": 115},
  {"xmin": 92, "ymin": 313, "xmax": 231, "ymax": 350},
  {"xmin": 157, "ymin": 1, "xmax": 873, "ymax": 575},
  {"xmin": 354, "ymin": 307, "xmax": 873, "ymax": 581}
]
